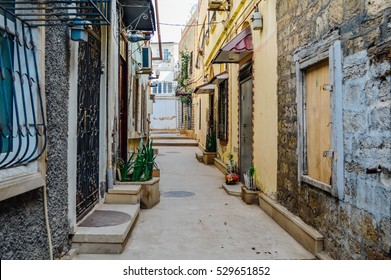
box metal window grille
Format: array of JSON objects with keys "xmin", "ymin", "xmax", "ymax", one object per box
[
  {"xmin": 218, "ymin": 79, "xmax": 228, "ymax": 142},
  {"xmin": 0, "ymin": 7, "xmax": 46, "ymax": 169},
  {"xmin": 157, "ymin": 82, "xmax": 161, "ymax": 93},
  {"xmin": 163, "ymin": 82, "xmax": 167, "ymax": 93},
  {"xmin": 163, "ymin": 49, "xmax": 169, "ymax": 61}
]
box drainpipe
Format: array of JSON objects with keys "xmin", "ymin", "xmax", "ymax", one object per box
[
  {"xmin": 106, "ymin": 21, "xmax": 113, "ymax": 190},
  {"xmin": 153, "ymin": 0, "xmax": 163, "ymax": 60}
]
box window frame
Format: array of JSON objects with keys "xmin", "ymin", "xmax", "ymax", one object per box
[
  {"xmin": 217, "ymin": 78, "xmax": 228, "ymax": 144},
  {"xmin": 296, "ymin": 41, "xmax": 344, "ymax": 199},
  {"xmin": 0, "ymin": 9, "xmax": 46, "ymax": 201}
]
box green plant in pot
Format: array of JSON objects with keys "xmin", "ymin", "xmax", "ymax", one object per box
[
  {"xmin": 116, "ymin": 152, "xmax": 135, "ymax": 182},
  {"xmin": 241, "ymin": 166, "xmax": 259, "ymax": 205},
  {"xmin": 116, "ymin": 138, "xmax": 158, "ymax": 182},
  {"xmin": 205, "ymin": 129, "xmax": 216, "ymax": 152}
]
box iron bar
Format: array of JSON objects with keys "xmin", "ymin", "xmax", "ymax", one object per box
[
  {"xmin": 0, "ymin": 8, "xmax": 46, "ymax": 169},
  {"xmin": 0, "ymin": 0, "xmax": 111, "ymax": 26}
]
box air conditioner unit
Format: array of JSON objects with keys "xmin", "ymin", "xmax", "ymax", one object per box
[
  {"xmin": 208, "ymin": 0, "xmax": 223, "ymax": 10},
  {"xmin": 140, "ymin": 47, "xmax": 152, "ymax": 74}
]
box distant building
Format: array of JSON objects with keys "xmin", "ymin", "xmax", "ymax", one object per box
[
  {"xmin": 150, "ymin": 42, "xmax": 179, "ymax": 130},
  {"xmin": 177, "ymin": 4, "xmax": 198, "ymax": 133}
]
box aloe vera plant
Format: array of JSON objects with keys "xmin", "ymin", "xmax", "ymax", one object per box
[
  {"xmin": 116, "ymin": 138, "xmax": 157, "ymax": 182},
  {"xmin": 131, "ymin": 138, "xmax": 156, "ymax": 182},
  {"xmin": 117, "ymin": 152, "xmax": 135, "ymax": 182}
]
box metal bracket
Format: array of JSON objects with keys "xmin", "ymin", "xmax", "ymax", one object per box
[
  {"xmin": 323, "ymin": 150, "xmax": 334, "ymax": 158},
  {"xmin": 322, "ymin": 84, "xmax": 333, "ymax": 92}
]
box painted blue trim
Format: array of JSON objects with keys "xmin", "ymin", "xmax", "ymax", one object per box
[{"xmin": 332, "ymin": 40, "xmax": 344, "ymax": 200}]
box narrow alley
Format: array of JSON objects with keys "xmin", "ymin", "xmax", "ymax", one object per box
[
  {"xmin": 75, "ymin": 136, "xmax": 313, "ymax": 260},
  {"xmin": 1, "ymin": 0, "xmax": 390, "ymax": 264}
]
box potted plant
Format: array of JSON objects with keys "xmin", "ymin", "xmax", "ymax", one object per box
[
  {"xmin": 203, "ymin": 128, "xmax": 217, "ymax": 164},
  {"xmin": 115, "ymin": 138, "xmax": 160, "ymax": 209},
  {"xmin": 241, "ymin": 166, "xmax": 259, "ymax": 205},
  {"xmin": 225, "ymin": 153, "xmax": 239, "ymax": 185}
]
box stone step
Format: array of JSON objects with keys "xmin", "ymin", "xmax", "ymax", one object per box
[
  {"xmin": 72, "ymin": 204, "xmax": 140, "ymax": 254},
  {"xmin": 105, "ymin": 184, "xmax": 142, "ymax": 205}
]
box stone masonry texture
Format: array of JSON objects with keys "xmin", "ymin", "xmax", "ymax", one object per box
[
  {"xmin": 276, "ymin": 0, "xmax": 391, "ymax": 259},
  {"xmin": 44, "ymin": 23, "xmax": 72, "ymax": 259}
]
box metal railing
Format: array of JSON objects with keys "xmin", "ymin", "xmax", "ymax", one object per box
[
  {"xmin": 0, "ymin": 7, "xmax": 46, "ymax": 169},
  {"xmin": 0, "ymin": 1, "xmax": 111, "ymax": 27}
]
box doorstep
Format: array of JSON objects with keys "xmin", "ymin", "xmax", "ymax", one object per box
[
  {"xmin": 222, "ymin": 183, "xmax": 241, "ymax": 196},
  {"xmin": 105, "ymin": 184, "xmax": 142, "ymax": 204},
  {"xmin": 72, "ymin": 203, "xmax": 140, "ymax": 254}
]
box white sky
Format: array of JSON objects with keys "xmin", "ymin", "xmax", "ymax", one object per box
[{"xmin": 152, "ymin": 0, "xmax": 198, "ymax": 43}]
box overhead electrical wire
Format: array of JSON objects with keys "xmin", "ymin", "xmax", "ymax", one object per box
[{"xmin": 159, "ymin": 21, "xmax": 225, "ymax": 27}]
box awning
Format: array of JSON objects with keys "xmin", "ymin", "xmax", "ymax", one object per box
[
  {"xmin": 210, "ymin": 71, "xmax": 229, "ymax": 84},
  {"xmin": 212, "ymin": 26, "xmax": 253, "ymax": 64},
  {"xmin": 194, "ymin": 83, "xmax": 215, "ymax": 94},
  {"xmin": 119, "ymin": 0, "xmax": 156, "ymax": 32}
]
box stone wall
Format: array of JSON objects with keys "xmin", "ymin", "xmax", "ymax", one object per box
[{"xmin": 276, "ymin": 0, "xmax": 390, "ymax": 259}]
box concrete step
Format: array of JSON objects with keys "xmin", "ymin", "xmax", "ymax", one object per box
[
  {"xmin": 258, "ymin": 193, "xmax": 324, "ymax": 255},
  {"xmin": 151, "ymin": 135, "xmax": 193, "ymax": 140},
  {"xmin": 153, "ymin": 139, "xmax": 198, "ymax": 147},
  {"xmin": 150, "ymin": 129, "xmax": 180, "ymax": 134},
  {"xmin": 316, "ymin": 251, "xmax": 334, "ymax": 260},
  {"xmin": 222, "ymin": 183, "xmax": 241, "ymax": 196},
  {"xmin": 72, "ymin": 204, "xmax": 140, "ymax": 254},
  {"xmin": 105, "ymin": 184, "xmax": 142, "ymax": 204}
]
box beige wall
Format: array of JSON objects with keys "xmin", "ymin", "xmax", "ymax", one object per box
[
  {"xmin": 252, "ymin": 0, "xmax": 278, "ymax": 198},
  {"xmin": 193, "ymin": 1, "xmax": 277, "ymax": 198}
]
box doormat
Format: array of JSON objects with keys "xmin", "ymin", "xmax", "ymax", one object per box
[{"xmin": 79, "ymin": 210, "xmax": 131, "ymax": 227}]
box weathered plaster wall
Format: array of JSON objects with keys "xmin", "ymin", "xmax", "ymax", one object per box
[
  {"xmin": 44, "ymin": 24, "xmax": 72, "ymax": 258},
  {"xmin": 276, "ymin": 0, "xmax": 391, "ymax": 259},
  {"xmin": 252, "ymin": 0, "xmax": 278, "ymax": 198},
  {"xmin": 0, "ymin": 23, "xmax": 71, "ymax": 259},
  {"xmin": 0, "ymin": 189, "xmax": 50, "ymax": 259}
]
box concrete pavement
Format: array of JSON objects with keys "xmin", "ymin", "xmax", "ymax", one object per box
[{"xmin": 75, "ymin": 146, "xmax": 314, "ymax": 260}]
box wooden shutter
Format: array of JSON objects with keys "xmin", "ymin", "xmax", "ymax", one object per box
[{"xmin": 305, "ymin": 60, "xmax": 332, "ymax": 184}]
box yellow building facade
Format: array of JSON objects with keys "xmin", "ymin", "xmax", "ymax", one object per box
[{"xmin": 193, "ymin": 0, "xmax": 278, "ymax": 198}]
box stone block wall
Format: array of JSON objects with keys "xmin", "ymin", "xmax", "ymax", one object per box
[{"xmin": 276, "ymin": 0, "xmax": 390, "ymax": 259}]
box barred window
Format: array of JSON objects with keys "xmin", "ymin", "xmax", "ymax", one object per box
[
  {"xmin": 217, "ymin": 79, "xmax": 228, "ymax": 143},
  {"xmin": 163, "ymin": 49, "xmax": 169, "ymax": 61},
  {"xmin": 163, "ymin": 82, "xmax": 167, "ymax": 93},
  {"xmin": 0, "ymin": 8, "xmax": 46, "ymax": 169}
]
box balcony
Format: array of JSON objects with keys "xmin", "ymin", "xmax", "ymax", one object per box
[{"xmin": 0, "ymin": 1, "xmax": 111, "ymax": 27}]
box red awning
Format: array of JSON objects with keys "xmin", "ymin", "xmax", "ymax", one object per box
[{"xmin": 212, "ymin": 26, "xmax": 253, "ymax": 64}]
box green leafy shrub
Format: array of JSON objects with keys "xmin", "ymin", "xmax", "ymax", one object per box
[{"xmin": 116, "ymin": 138, "xmax": 157, "ymax": 182}]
